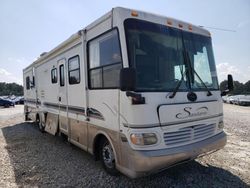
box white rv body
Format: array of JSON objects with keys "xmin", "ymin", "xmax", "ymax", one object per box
[{"xmin": 23, "ymin": 7, "xmax": 226, "ymax": 178}]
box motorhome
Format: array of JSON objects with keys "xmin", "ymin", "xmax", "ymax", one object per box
[{"xmin": 23, "ymin": 7, "xmax": 233, "ymax": 178}]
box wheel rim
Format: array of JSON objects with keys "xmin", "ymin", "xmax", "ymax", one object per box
[
  {"xmin": 39, "ymin": 121, "xmax": 44, "ymax": 130},
  {"xmin": 102, "ymin": 143, "xmax": 115, "ymax": 169}
]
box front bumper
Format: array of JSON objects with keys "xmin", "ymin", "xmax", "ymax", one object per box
[{"xmin": 117, "ymin": 132, "xmax": 227, "ymax": 178}]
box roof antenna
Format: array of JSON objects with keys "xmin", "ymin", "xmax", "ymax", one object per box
[{"xmin": 199, "ymin": 25, "xmax": 236, "ymax": 32}]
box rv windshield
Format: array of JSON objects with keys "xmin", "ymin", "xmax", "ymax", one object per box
[{"xmin": 124, "ymin": 19, "xmax": 219, "ymax": 92}]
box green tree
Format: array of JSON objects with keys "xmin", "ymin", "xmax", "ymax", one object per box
[
  {"xmin": 244, "ymin": 80, "xmax": 250, "ymax": 93},
  {"xmin": 219, "ymin": 80, "xmax": 250, "ymax": 95},
  {"xmin": 219, "ymin": 80, "xmax": 228, "ymax": 92},
  {"xmin": 0, "ymin": 82, "xmax": 23, "ymax": 96},
  {"xmin": 233, "ymin": 81, "xmax": 245, "ymax": 94}
]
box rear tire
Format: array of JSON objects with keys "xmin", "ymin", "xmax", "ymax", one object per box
[
  {"xmin": 35, "ymin": 114, "xmax": 40, "ymax": 125},
  {"xmin": 99, "ymin": 138, "xmax": 119, "ymax": 176},
  {"xmin": 38, "ymin": 118, "xmax": 45, "ymax": 133},
  {"xmin": 25, "ymin": 114, "xmax": 29, "ymax": 121}
]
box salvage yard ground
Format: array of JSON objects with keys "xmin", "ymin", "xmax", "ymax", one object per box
[{"xmin": 0, "ymin": 104, "xmax": 249, "ymax": 187}]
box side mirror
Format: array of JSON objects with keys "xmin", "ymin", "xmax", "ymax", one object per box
[
  {"xmin": 221, "ymin": 74, "xmax": 234, "ymax": 96},
  {"xmin": 120, "ymin": 68, "xmax": 136, "ymax": 91},
  {"xmin": 227, "ymin": 74, "xmax": 234, "ymax": 91}
]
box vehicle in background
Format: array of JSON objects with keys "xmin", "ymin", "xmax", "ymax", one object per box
[
  {"xmin": 222, "ymin": 96, "xmax": 227, "ymax": 103},
  {"xmin": 0, "ymin": 98, "xmax": 15, "ymax": 108},
  {"xmin": 235, "ymin": 95, "xmax": 250, "ymax": 106},
  {"xmin": 226, "ymin": 96, "xmax": 236, "ymax": 104},
  {"xmin": 18, "ymin": 97, "xmax": 24, "ymax": 104},
  {"xmin": 0, "ymin": 96, "xmax": 24, "ymax": 105},
  {"xmin": 12, "ymin": 96, "xmax": 25, "ymax": 104}
]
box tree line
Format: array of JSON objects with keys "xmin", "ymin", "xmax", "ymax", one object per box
[
  {"xmin": 0, "ymin": 82, "xmax": 24, "ymax": 96},
  {"xmin": 220, "ymin": 80, "xmax": 250, "ymax": 95},
  {"xmin": 0, "ymin": 80, "xmax": 250, "ymax": 96}
]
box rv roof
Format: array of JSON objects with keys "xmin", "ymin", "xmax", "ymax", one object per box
[{"xmin": 24, "ymin": 7, "xmax": 210, "ymax": 71}]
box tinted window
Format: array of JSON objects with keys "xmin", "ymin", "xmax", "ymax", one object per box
[
  {"xmin": 51, "ymin": 68, "xmax": 57, "ymax": 84},
  {"xmin": 32, "ymin": 76, "xmax": 35, "ymax": 87},
  {"xmin": 90, "ymin": 68, "xmax": 102, "ymax": 88},
  {"xmin": 59, "ymin": 64, "xmax": 65, "ymax": 86},
  {"xmin": 88, "ymin": 29, "xmax": 122, "ymax": 89},
  {"xmin": 103, "ymin": 63, "xmax": 122, "ymax": 87},
  {"xmin": 68, "ymin": 56, "xmax": 80, "ymax": 85},
  {"xmin": 124, "ymin": 18, "xmax": 219, "ymax": 91},
  {"xmin": 26, "ymin": 76, "xmax": 30, "ymax": 90}
]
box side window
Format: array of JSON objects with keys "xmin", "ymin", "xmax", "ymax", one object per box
[
  {"xmin": 32, "ymin": 76, "xmax": 35, "ymax": 88},
  {"xmin": 59, "ymin": 64, "xmax": 65, "ymax": 86},
  {"xmin": 88, "ymin": 29, "xmax": 122, "ymax": 89},
  {"xmin": 32, "ymin": 68, "xmax": 35, "ymax": 87},
  {"xmin": 51, "ymin": 68, "xmax": 57, "ymax": 84},
  {"xmin": 68, "ymin": 56, "xmax": 80, "ymax": 85},
  {"xmin": 26, "ymin": 76, "xmax": 30, "ymax": 90}
]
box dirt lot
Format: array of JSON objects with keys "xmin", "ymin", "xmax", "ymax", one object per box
[{"xmin": 0, "ymin": 104, "xmax": 249, "ymax": 187}]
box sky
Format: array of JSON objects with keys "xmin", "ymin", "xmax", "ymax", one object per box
[{"xmin": 0, "ymin": 0, "xmax": 249, "ymax": 85}]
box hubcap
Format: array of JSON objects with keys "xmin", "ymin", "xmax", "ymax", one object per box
[
  {"xmin": 39, "ymin": 121, "xmax": 44, "ymax": 130},
  {"xmin": 102, "ymin": 144, "xmax": 115, "ymax": 168}
]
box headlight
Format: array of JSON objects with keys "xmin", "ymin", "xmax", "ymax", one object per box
[
  {"xmin": 218, "ymin": 121, "xmax": 224, "ymax": 129},
  {"xmin": 130, "ymin": 133, "xmax": 157, "ymax": 145}
]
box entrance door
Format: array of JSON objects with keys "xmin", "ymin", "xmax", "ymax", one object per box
[{"xmin": 58, "ymin": 58, "xmax": 68, "ymax": 133}]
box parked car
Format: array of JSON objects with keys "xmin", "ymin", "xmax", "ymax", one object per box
[
  {"xmin": 19, "ymin": 97, "xmax": 24, "ymax": 104},
  {"xmin": 12, "ymin": 96, "xmax": 24, "ymax": 104},
  {"xmin": 226, "ymin": 96, "xmax": 235, "ymax": 104},
  {"xmin": 222, "ymin": 96, "xmax": 228, "ymax": 103},
  {"xmin": 0, "ymin": 98, "xmax": 15, "ymax": 108},
  {"xmin": 236, "ymin": 95, "xmax": 250, "ymax": 106}
]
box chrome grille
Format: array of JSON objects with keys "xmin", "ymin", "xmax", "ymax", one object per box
[{"xmin": 164, "ymin": 123, "xmax": 216, "ymax": 146}]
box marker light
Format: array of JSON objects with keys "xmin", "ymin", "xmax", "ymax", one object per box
[
  {"xmin": 131, "ymin": 11, "xmax": 138, "ymax": 17},
  {"xmin": 178, "ymin": 23, "xmax": 183, "ymax": 28},
  {"xmin": 188, "ymin": 25, "xmax": 193, "ymax": 30},
  {"xmin": 167, "ymin": 20, "xmax": 172, "ymax": 25}
]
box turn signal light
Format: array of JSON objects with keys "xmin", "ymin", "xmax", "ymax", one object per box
[{"xmin": 131, "ymin": 11, "xmax": 138, "ymax": 17}]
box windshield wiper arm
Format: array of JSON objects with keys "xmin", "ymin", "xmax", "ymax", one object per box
[
  {"xmin": 168, "ymin": 65, "xmax": 186, "ymax": 99},
  {"xmin": 192, "ymin": 68, "xmax": 212, "ymax": 96},
  {"xmin": 168, "ymin": 77, "xmax": 184, "ymax": 98}
]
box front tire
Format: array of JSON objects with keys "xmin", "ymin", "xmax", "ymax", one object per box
[{"xmin": 100, "ymin": 138, "xmax": 119, "ymax": 176}]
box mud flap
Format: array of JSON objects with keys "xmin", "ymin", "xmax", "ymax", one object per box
[{"xmin": 45, "ymin": 113, "xmax": 58, "ymax": 135}]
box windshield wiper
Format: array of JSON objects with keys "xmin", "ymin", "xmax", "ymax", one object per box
[
  {"xmin": 185, "ymin": 50, "xmax": 212, "ymax": 96},
  {"xmin": 168, "ymin": 78, "xmax": 183, "ymax": 98},
  {"xmin": 168, "ymin": 65, "xmax": 186, "ymax": 98}
]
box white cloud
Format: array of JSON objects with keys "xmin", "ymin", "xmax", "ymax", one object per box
[
  {"xmin": 7, "ymin": 57, "xmax": 32, "ymax": 64},
  {"xmin": 0, "ymin": 68, "xmax": 11, "ymax": 76},
  {"xmin": 0, "ymin": 68, "xmax": 22, "ymax": 85},
  {"xmin": 217, "ymin": 62, "xmax": 240, "ymax": 75},
  {"xmin": 0, "ymin": 56, "xmax": 33, "ymax": 85},
  {"xmin": 216, "ymin": 62, "xmax": 249, "ymax": 83}
]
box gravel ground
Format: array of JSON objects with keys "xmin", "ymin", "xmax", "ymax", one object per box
[{"xmin": 0, "ymin": 104, "xmax": 249, "ymax": 187}]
